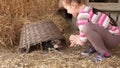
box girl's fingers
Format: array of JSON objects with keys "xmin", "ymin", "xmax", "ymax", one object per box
[
  {"xmin": 69, "ymin": 35, "xmax": 76, "ymax": 40},
  {"xmin": 70, "ymin": 43, "xmax": 74, "ymax": 47},
  {"xmin": 69, "ymin": 35, "xmax": 84, "ymax": 47},
  {"xmin": 70, "ymin": 41, "xmax": 76, "ymax": 47}
]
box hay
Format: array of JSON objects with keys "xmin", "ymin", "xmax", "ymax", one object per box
[
  {"xmin": 0, "ymin": 0, "xmax": 69, "ymax": 48},
  {"xmin": 0, "ymin": 0, "xmax": 59, "ymax": 19}
]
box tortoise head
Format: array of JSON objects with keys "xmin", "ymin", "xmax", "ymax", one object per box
[{"xmin": 51, "ymin": 39, "xmax": 66, "ymax": 50}]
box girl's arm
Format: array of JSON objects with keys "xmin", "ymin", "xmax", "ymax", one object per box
[{"xmin": 77, "ymin": 12, "xmax": 90, "ymax": 46}]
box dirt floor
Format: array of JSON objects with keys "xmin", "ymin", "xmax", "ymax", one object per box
[{"xmin": 0, "ymin": 40, "xmax": 120, "ymax": 68}]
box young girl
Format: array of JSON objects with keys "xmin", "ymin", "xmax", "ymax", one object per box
[{"xmin": 61, "ymin": 0, "xmax": 120, "ymax": 61}]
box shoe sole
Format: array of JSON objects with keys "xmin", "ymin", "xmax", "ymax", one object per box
[{"xmin": 81, "ymin": 52, "xmax": 90, "ymax": 56}]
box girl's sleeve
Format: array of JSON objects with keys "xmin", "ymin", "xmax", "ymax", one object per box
[{"xmin": 77, "ymin": 12, "xmax": 90, "ymax": 45}]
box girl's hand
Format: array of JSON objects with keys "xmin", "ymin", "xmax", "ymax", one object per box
[
  {"xmin": 69, "ymin": 35, "xmax": 85, "ymax": 47},
  {"xmin": 69, "ymin": 40, "xmax": 76, "ymax": 47}
]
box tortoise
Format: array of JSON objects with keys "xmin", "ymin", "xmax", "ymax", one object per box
[{"xmin": 18, "ymin": 19, "xmax": 66, "ymax": 53}]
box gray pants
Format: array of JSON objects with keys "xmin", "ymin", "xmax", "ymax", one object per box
[{"xmin": 82, "ymin": 23, "xmax": 120, "ymax": 55}]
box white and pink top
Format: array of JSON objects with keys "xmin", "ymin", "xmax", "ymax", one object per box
[{"xmin": 77, "ymin": 6, "xmax": 120, "ymax": 43}]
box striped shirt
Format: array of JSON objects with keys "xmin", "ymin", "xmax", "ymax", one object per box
[{"xmin": 77, "ymin": 6, "xmax": 120, "ymax": 43}]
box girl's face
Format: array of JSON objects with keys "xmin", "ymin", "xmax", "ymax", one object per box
[{"xmin": 63, "ymin": 2, "xmax": 80, "ymax": 17}]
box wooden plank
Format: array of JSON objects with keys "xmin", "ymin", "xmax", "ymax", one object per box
[
  {"xmin": 107, "ymin": 12, "xmax": 120, "ymax": 26},
  {"xmin": 109, "ymin": 12, "xmax": 118, "ymax": 22},
  {"xmin": 85, "ymin": 0, "xmax": 89, "ymax": 4},
  {"xmin": 117, "ymin": 14, "xmax": 120, "ymax": 26},
  {"xmin": 110, "ymin": 12, "xmax": 120, "ymax": 26},
  {"xmin": 87, "ymin": 3, "xmax": 120, "ymax": 11}
]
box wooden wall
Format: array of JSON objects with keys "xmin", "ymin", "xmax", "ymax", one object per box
[{"xmin": 108, "ymin": 11, "xmax": 120, "ymax": 26}]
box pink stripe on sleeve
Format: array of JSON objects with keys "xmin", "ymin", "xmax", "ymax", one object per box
[
  {"xmin": 80, "ymin": 11, "xmax": 86, "ymax": 13},
  {"xmin": 98, "ymin": 14, "xmax": 107, "ymax": 26},
  {"xmin": 89, "ymin": 10, "xmax": 94, "ymax": 20},
  {"xmin": 80, "ymin": 32, "xmax": 86, "ymax": 37},
  {"xmin": 111, "ymin": 26, "xmax": 117, "ymax": 31},
  {"xmin": 77, "ymin": 20, "xmax": 88, "ymax": 25}
]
